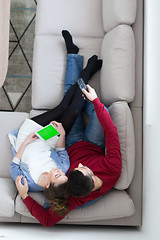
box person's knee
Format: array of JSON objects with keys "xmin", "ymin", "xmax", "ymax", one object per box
[{"xmin": 68, "ymin": 105, "xmax": 80, "ymax": 117}]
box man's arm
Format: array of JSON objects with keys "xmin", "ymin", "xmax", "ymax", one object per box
[
  {"xmin": 23, "ymin": 196, "xmax": 65, "ymax": 227},
  {"xmin": 15, "ymin": 176, "xmax": 71, "ymax": 226},
  {"xmin": 83, "ymin": 85, "xmax": 122, "ymax": 174}
]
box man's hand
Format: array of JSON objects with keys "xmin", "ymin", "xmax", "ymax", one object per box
[
  {"xmin": 15, "ymin": 175, "xmax": 28, "ymax": 200},
  {"xmin": 82, "ymin": 84, "xmax": 98, "ymax": 102},
  {"xmin": 50, "ymin": 121, "xmax": 65, "ymax": 136}
]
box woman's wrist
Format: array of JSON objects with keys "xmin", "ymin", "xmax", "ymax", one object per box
[
  {"xmin": 15, "ymin": 142, "xmax": 27, "ymax": 160},
  {"xmin": 23, "ymin": 139, "xmax": 29, "ymax": 146},
  {"xmin": 60, "ymin": 132, "xmax": 65, "ymax": 137}
]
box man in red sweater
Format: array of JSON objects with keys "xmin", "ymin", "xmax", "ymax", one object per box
[{"xmin": 15, "ymin": 85, "xmax": 122, "ymax": 227}]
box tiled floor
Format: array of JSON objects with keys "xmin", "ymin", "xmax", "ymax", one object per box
[{"xmin": 0, "ymin": 0, "xmax": 37, "ymax": 112}]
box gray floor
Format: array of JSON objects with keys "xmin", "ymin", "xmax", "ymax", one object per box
[{"xmin": 0, "ymin": 0, "xmax": 37, "ymax": 112}]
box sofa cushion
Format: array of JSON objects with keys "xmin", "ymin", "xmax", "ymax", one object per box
[
  {"xmin": 102, "ymin": 0, "xmax": 137, "ymax": 32},
  {"xmin": 0, "ymin": 112, "xmax": 29, "ymax": 178},
  {"xmin": 15, "ymin": 189, "xmax": 135, "ymax": 221},
  {"xmin": 15, "ymin": 192, "xmax": 44, "ymax": 218},
  {"xmin": 0, "ymin": 178, "xmax": 17, "ymax": 217},
  {"xmin": 64, "ymin": 190, "xmax": 135, "ymax": 222},
  {"xmin": 100, "ymin": 25, "xmax": 135, "ymax": 106},
  {"xmin": 32, "ymin": 35, "xmax": 103, "ymax": 109},
  {"xmin": 109, "ymin": 101, "xmax": 135, "ymax": 190},
  {"xmin": 35, "ymin": 0, "xmax": 104, "ymax": 37}
]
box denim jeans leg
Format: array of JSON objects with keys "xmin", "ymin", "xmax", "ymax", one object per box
[
  {"xmin": 64, "ymin": 54, "xmax": 83, "ymax": 94},
  {"xmin": 65, "ymin": 114, "xmax": 85, "ymax": 150},
  {"xmin": 84, "ymin": 106, "xmax": 109, "ymax": 149},
  {"xmin": 64, "ymin": 54, "xmax": 85, "ymax": 149},
  {"xmin": 83, "ymin": 101, "xmax": 94, "ymax": 117}
]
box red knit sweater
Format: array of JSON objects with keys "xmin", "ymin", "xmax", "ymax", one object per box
[{"xmin": 23, "ymin": 98, "xmax": 122, "ymax": 227}]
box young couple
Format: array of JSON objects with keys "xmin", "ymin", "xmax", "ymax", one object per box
[{"xmin": 10, "ymin": 30, "xmax": 122, "ymax": 226}]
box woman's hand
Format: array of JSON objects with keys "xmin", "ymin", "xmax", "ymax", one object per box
[
  {"xmin": 50, "ymin": 121, "xmax": 65, "ymax": 136},
  {"xmin": 82, "ymin": 84, "xmax": 98, "ymax": 102},
  {"xmin": 15, "ymin": 175, "xmax": 28, "ymax": 200},
  {"xmin": 24, "ymin": 133, "xmax": 38, "ymax": 145}
]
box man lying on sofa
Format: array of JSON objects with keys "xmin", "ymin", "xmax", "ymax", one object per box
[{"xmin": 15, "ymin": 83, "xmax": 122, "ymax": 227}]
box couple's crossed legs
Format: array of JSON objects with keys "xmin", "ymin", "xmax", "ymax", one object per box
[
  {"xmin": 31, "ymin": 54, "xmax": 101, "ymax": 134},
  {"xmin": 32, "ymin": 30, "xmax": 105, "ymax": 149},
  {"xmin": 64, "ymin": 55, "xmax": 105, "ymax": 150}
]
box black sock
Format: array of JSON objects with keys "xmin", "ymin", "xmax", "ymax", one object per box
[
  {"xmin": 90, "ymin": 59, "xmax": 103, "ymax": 79},
  {"xmin": 79, "ymin": 55, "xmax": 98, "ymax": 83},
  {"xmin": 62, "ymin": 30, "xmax": 79, "ymax": 54}
]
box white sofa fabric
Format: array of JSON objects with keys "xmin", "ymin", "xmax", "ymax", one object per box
[
  {"xmin": 109, "ymin": 102, "xmax": 135, "ymax": 190},
  {"xmin": 101, "ymin": 25, "xmax": 135, "ymax": 106},
  {"xmin": 15, "ymin": 189, "xmax": 135, "ymax": 222},
  {"xmin": 0, "ymin": 0, "xmax": 143, "ymax": 226},
  {"xmin": 0, "ymin": 178, "xmax": 17, "ymax": 217},
  {"xmin": 102, "ymin": 0, "xmax": 137, "ymax": 32}
]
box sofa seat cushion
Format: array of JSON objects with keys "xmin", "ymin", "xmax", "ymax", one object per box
[
  {"xmin": 15, "ymin": 189, "xmax": 135, "ymax": 222},
  {"xmin": 0, "ymin": 178, "xmax": 17, "ymax": 217},
  {"xmin": 32, "ymin": 26, "xmax": 135, "ymax": 110},
  {"xmin": 100, "ymin": 25, "xmax": 135, "ymax": 106},
  {"xmin": 15, "ymin": 192, "xmax": 44, "ymax": 218},
  {"xmin": 32, "ymin": 35, "xmax": 103, "ymax": 109},
  {"xmin": 109, "ymin": 101, "xmax": 135, "ymax": 190},
  {"xmin": 0, "ymin": 112, "xmax": 29, "ymax": 178}
]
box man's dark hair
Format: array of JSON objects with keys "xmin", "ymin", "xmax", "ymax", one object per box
[{"xmin": 68, "ymin": 169, "xmax": 94, "ymax": 197}]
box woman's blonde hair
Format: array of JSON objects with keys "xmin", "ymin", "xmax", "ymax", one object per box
[{"xmin": 44, "ymin": 181, "xmax": 70, "ymax": 216}]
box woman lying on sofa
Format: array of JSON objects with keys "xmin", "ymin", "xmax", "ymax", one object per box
[{"xmin": 9, "ymin": 31, "xmax": 102, "ymax": 197}]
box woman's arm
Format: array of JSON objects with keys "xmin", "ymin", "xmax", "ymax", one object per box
[
  {"xmin": 10, "ymin": 133, "xmax": 37, "ymax": 181},
  {"xmin": 50, "ymin": 121, "xmax": 66, "ymax": 149},
  {"xmin": 10, "ymin": 159, "xmax": 25, "ymax": 181},
  {"xmin": 15, "ymin": 133, "xmax": 38, "ymax": 160}
]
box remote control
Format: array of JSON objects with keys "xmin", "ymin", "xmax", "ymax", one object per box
[{"xmin": 77, "ymin": 78, "xmax": 90, "ymax": 102}]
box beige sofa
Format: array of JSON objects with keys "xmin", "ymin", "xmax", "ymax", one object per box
[{"xmin": 0, "ymin": 0, "xmax": 143, "ymax": 226}]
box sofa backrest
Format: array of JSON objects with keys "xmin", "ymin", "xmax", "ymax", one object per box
[{"xmin": 31, "ymin": 0, "xmax": 137, "ymax": 109}]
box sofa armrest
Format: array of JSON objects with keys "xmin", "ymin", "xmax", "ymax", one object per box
[
  {"xmin": 109, "ymin": 101, "xmax": 135, "ymax": 190},
  {"xmin": 0, "ymin": 178, "xmax": 17, "ymax": 217}
]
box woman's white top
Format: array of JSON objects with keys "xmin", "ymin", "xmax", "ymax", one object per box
[{"xmin": 14, "ymin": 118, "xmax": 59, "ymax": 183}]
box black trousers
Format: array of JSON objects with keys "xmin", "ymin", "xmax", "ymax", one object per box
[{"xmin": 31, "ymin": 83, "xmax": 86, "ymax": 135}]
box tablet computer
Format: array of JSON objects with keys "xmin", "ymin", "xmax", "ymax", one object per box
[{"xmin": 35, "ymin": 124, "xmax": 60, "ymax": 141}]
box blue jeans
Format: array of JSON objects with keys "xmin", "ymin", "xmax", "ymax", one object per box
[{"xmin": 64, "ymin": 54, "xmax": 106, "ymax": 150}]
